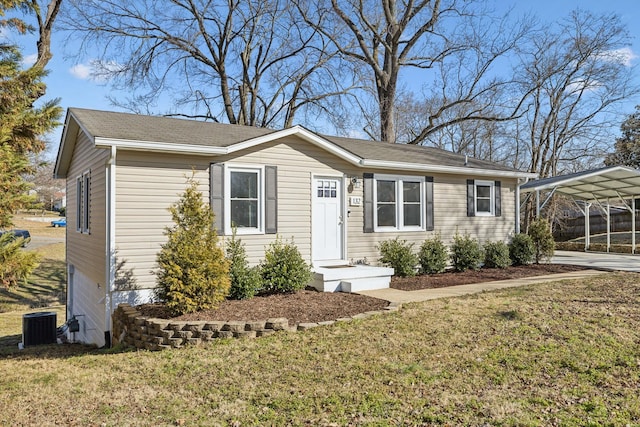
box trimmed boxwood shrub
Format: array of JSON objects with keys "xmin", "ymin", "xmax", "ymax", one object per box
[
  {"xmin": 418, "ymin": 234, "xmax": 448, "ymax": 274},
  {"xmin": 483, "ymin": 241, "xmax": 511, "ymax": 269},
  {"xmin": 509, "ymin": 233, "xmax": 534, "ymax": 265},
  {"xmin": 261, "ymin": 237, "xmax": 312, "ymax": 293},
  {"xmin": 450, "ymin": 233, "xmax": 483, "ymax": 272},
  {"xmin": 378, "ymin": 237, "xmax": 418, "ymax": 277}
]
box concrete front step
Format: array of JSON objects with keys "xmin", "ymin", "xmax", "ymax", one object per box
[{"xmin": 311, "ymin": 265, "xmax": 394, "ymax": 292}]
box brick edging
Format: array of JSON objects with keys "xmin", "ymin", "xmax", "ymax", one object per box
[{"xmin": 112, "ymin": 302, "xmax": 400, "ymax": 351}]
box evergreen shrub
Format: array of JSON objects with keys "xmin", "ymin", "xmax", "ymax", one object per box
[
  {"xmin": 450, "ymin": 233, "xmax": 483, "ymax": 272},
  {"xmin": 226, "ymin": 230, "xmax": 262, "ymax": 300},
  {"xmin": 0, "ymin": 233, "xmax": 40, "ymax": 288},
  {"xmin": 261, "ymin": 237, "xmax": 312, "ymax": 293},
  {"xmin": 483, "ymin": 241, "xmax": 511, "ymax": 269},
  {"xmin": 378, "ymin": 237, "xmax": 418, "ymax": 277},
  {"xmin": 528, "ymin": 219, "xmax": 555, "ymax": 263},
  {"xmin": 418, "ymin": 234, "xmax": 448, "ymax": 274},
  {"xmin": 155, "ymin": 176, "xmax": 230, "ymax": 316},
  {"xmin": 509, "ymin": 234, "xmax": 535, "ymax": 265}
]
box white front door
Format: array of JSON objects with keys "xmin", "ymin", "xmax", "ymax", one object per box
[{"xmin": 312, "ymin": 177, "xmax": 344, "ymax": 263}]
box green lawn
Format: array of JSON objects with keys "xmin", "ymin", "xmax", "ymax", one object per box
[{"xmin": 1, "ymin": 272, "xmax": 639, "ymax": 426}]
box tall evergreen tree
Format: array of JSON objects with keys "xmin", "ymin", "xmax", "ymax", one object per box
[
  {"xmin": 0, "ymin": 1, "xmax": 62, "ymax": 227},
  {"xmin": 605, "ymin": 106, "xmax": 640, "ymax": 168}
]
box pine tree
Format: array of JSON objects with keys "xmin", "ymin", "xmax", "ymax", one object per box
[
  {"xmin": 155, "ymin": 176, "xmax": 230, "ymax": 315},
  {"xmin": 0, "ymin": 3, "xmax": 62, "ymax": 227},
  {"xmin": 605, "ymin": 106, "xmax": 640, "ymax": 168}
]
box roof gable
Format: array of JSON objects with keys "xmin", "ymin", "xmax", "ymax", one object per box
[{"xmin": 55, "ymin": 108, "xmax": 535, "ymax": 179}]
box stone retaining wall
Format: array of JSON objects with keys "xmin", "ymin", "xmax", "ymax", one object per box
[{"xmin": 112, "ymin": 302, "xmax": 399, "ymax": 351}]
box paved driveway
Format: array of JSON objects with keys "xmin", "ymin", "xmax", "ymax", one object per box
[
  {"xmin": 551, "ymin": 250, "xmax": 640, "ymax": 272},
  {"xmin": 27, "ymin": 236, "xmax": 65, "ymax": 250}
]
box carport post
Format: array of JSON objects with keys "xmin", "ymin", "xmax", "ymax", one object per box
[
  {"xmin": 633, "ymin": 198, "xmax": 636, "ymax": 254},
  {"xmin": 606, "ymin": 199, "xmax": 610, "ymax": 253},
  {"xmin": 585, "ymin": 203, "xmax": 591, "ymax": 251}
]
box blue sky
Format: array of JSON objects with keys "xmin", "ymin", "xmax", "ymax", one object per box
[{"xmin": 7, "ymin": 0, "xmax": 640, "ymax": 159}]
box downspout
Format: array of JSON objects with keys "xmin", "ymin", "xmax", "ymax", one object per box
[{"xmin": 104, "ymin": 146, "xmax": 116, "ymax": 347}]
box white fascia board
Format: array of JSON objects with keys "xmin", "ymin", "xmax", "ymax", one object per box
[
  {"xmin": 227, "ymin": 126, "xmax": 363, "ymax": 166},
  {"xmin": 54, "ymin": 111, "xmax": 84, "ymax": 179},
  {"xmin": 361, "ymin": 159, "xmax": 537, "ymax": 179},
  {"xmin": 94, "ymin": 137, "xmax": 228, "ymax": 155}
]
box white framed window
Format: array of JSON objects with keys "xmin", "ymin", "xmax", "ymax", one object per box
[
  {"xmin": 474, "ymin": 180, "xmax": 494, "ymax": 216},
  {"xmin": 374, "ymin": 174, "xmax": 425, "ymax": 231},
  {"xmin": 225, "ymin": 166, "xmax": 264, "ymax": 234},
  {"xmin": 76, "ymin": 170, "xmax": 91, "ymax": 233}
]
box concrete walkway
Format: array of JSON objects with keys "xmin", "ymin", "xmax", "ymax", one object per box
[
  {"xmin": 357, "ymin": 269, "xmax": 606, "ymax": 305},
  {"xmin": 359, "ymin": 250, "xmax": 640, "ymax": 304}
]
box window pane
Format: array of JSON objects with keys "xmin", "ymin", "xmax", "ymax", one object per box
[
  {"xmin": 377, "ymin": 180, "xmax": 396, "ymax": 202},
  {"xmin": 477, "ymin": 185, "xmax": 491, "ymax": 198},
  {"xmin": 231, "ymin": 172, "xmax": 257, "ymax": 198},
  {"xmin": 403, "ymin": 181, "xmax": 420, "ymax": 202},
  {"xmin": 403, "ymin": 204, "xmax": 421, "ymax": 226},
  {"xmin": 231, "ymin": 200, "xmax": 258, "ymax": 227},
  {"xmin": 377, "ymin": 205, "xmax": 396, "ymax": 227},
  {"xmin": 477, "ymin": 199, "xmax": 491, "ymax": 212},
  {"xmin": 83, "ymin": 175, "xmax": 90, "ymax": 231},
  {"xmin": 76, "ymin": 178, "xmax": 82, "ymax": 230}
]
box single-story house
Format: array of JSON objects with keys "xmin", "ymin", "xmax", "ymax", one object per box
[{"xmin": 54, "ymin": 108, "xmax": 536, "ymax": 346}]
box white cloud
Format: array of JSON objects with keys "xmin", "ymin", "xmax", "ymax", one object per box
[
  {"xmin": 69, "ymin": 60, "xmax": 123, "ymax": 82},
  {"xmin": 69, "ymin": 63, "xmax": 93, "ymax": 80},
  {"xmin": 21, "ymin": 53, "xmax": 38, "ymax": 67},
  {"xmin": 598, "ymin": 47, "xmax": 638, "ymax": 67}
]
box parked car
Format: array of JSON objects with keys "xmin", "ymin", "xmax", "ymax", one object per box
[
  {"xmin": 51, "ymin": 218, "xmax": 67, "ymax": 228},
  {"xmin": 0, "ymin": 229, "xmax": 31, "ymax": 247}
]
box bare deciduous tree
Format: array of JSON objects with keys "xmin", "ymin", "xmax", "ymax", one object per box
[
  {"xmin": 62, "ymin": 0, "xmax": 356, "ymax": 129},
  {"xmin": 518, "ymin": 10, "xmax": 639, "ymax": 178},
  {"xmin": 24, "ymin": 158, "xmax": 64, "ymax": 210},
  {"xmin": 295, "ymin": 0, "xmax": 535, "ymax": 143}
]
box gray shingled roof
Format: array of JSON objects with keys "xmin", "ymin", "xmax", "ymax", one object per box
[
  {"xmin": 70, "ymin": 107, "xmax": 276, "ymax": 147},
  {"xmin": 67, "ymin": 107, "xmax": 520, "ymax": 173}
]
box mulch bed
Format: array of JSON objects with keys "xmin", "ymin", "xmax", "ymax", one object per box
[
  {"xmin": 391, "ymin": 263, "xmax": 588, "ymax": 291},
  {"xmin": 136, "ymin": 264, "xmax": 588, "ymax": 325},
  {"xmin": 137, "ymin": 289, "xmax": 390, "ymax": 326}
]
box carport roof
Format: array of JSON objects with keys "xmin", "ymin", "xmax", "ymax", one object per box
[{"xmin": 520, "ymin": 165, "xmax": 640, "ymax": 201}]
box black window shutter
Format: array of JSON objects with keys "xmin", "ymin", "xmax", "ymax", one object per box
[
  {"xmin": 426, "ymin": 176, "xmax": 434, "ymax": 231},
  {"xmin": 265, "ymin": 166, "xmax": 277, "ymax": 234},
  {"xmin": 494, "ymin": 180, "xmax": 501, "ymax": 217},
  {"xmin": 363, "ymin": 173, "xmax": 374, "ymax": 233},
  {"xmin": 467, "ymin": 179, "xmax": 475, "ymax": 217},
  {"xmin": 210, "ymin": 163, "xmax": 225, "ymax": 235}
]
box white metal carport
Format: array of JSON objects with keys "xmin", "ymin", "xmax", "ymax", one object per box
[{"xmin": 520, "ymin": 166, "xmax": 640, "ymax": 253}]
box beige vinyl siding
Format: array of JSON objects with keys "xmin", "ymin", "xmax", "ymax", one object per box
[
  {"xmin": 114, "ymin": 136, "xmax": 354, "ymax": 289},
  {"xmin": 114, "ymin": 134, "xmax": 519, "ymax": 288},
  {"xmin": 65, "ymin": 129, "xmax": 109, "ymax": 345},
  {"xmin": 346, "ymin": 173, "xmax": 517, "ymax": 264},
  {"xmin": 69, "ymin": 268, "xmax": 108, "ymax": 346},
  {"xmin": 66, "ymin": 129, "xmax": 109, "ymax": 290}
]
